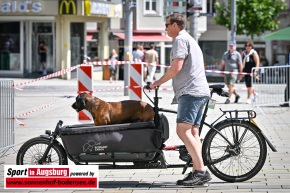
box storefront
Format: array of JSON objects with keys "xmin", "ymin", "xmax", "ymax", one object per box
[
  {"xmin": 0, "ymin": 0, "xmax": 122, "ymax": 79},
  {"xmin": 113, "ymin": 32, "xmax": 172, "ymax": 80}
]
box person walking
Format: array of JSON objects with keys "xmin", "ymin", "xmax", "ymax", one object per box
[
  {"xmin": 219, "ymin": 41, "xmax": 243, "ymax": 104},
  {"xmin": 133, "ymin": 44, "xmax": 144, "ymax": 62},
  {"xmin": 108, "ymin": 49, "xmax": 118, "ymax": 83},
  {"xmin": 38, "ymin": 40, "xmax": 47, "ymax": 75},
  {"xmin": 150, "ymin": 13, "xmax": 211, "ymax": 186},
  {"xmin": 145, "ymin": 44, "xmax": 159, "ymax": 82},
  {"xmin": 242, "ymin": 41, "xmax": 260, "ymax": 104}
]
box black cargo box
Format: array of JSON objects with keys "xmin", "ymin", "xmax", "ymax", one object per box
[{"xmin": 59, "ymin": 121, "xmax": 162, "ymax": 157}]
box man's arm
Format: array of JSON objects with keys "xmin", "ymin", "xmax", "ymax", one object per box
[
  {"xmin": 156, "ymin": 52, "xmax": 159, "ymax": 65},
  {"xmin": 219, "ymin": 60, "xmax": 225, "ymax": 71},
  {"xmin": 150, "ymin": 58, "xmax": 183, "ymax": 88}
]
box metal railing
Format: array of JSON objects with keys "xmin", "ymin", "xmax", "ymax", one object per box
[
  {"xmin": 0, "ymin": 79, "xmax": 14, "ymax": 155},
  {"xmin": 252, "ymin": 65, "xmax": 290, "ymax": 107}
]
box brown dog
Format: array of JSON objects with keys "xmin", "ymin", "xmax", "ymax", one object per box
[{"xmin": 72, "ymin": 92, "xmax": 155, "ymax": 126}]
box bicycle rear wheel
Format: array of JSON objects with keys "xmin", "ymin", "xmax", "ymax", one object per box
[{"xmin": 202, "ymin": 120, "xmax": 267, "ymax": 182}]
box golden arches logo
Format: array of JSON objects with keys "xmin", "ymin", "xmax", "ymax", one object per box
[
  {"xmin": 84, "ymin": 0, "xmax": 91, "ymax": 16},
  {"xmin": 59, "ymin": 0, "xmax": 77, "ymax": 15}
]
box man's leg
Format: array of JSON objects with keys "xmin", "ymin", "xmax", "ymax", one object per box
[
  {"xmin": 176, "ymin": 122, "xmax": 205, "ymax": 171},
  {"xmin": 176, "ymin": 123, "xmax": 211, "ymax": 186}
]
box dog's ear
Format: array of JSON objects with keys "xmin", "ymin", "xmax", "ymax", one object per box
[
  {"xmin": 76, "ymin": 95, "xmax": 86, "ymax": 112},
  {"xmin": 80, "ymin": 97, "xmax": 86, "ymax": 108}
]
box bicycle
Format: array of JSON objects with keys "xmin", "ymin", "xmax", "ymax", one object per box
[{"xmin": 16, "ymin": 83, "xmax": 277, "ymax": 183}]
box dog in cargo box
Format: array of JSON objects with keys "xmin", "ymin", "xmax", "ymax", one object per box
[{"xmin": 71, "ymin": 92, "xmax": 155, "ymax": 126}]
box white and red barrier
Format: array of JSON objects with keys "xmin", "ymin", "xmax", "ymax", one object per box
[
  {"xmin": 129, "ymin": 63, "xmax": 143, "ymax": 101},
  {"xmin": 77, "ymin": 65, "xmax": 93, "ymax": 121}
]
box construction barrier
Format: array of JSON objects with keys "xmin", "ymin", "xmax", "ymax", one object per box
[
  {"xmin": 77, "ymin": 65, "xmax": 93, "ymax": 121},
  {"xmin": 252, "ymin": 65, "xmax": 290, "ymax": 107},
  {"xmin": 0, "ymin": 79, "xmax": 14, "ymax": 152},
  {"xmin": 129, "ymin": 63, "xmax": 143, "ymax": 100}
]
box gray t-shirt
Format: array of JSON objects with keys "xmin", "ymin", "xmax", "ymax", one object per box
[
  {"xmin": 171, "ymin": 30, "xmax": 210, "ymax": 102},
  {"xmin": 222, "ymin": 50, "xmax": 242, "ymax": 72}
]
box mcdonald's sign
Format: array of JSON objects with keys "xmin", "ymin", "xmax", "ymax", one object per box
[{"xmin": 59, "ymin": 0, "xmax": 77, "ymax": 15}]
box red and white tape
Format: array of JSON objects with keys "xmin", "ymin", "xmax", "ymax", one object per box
[
  {"xmin": 11, "ymin": 60, "xmax": 253, "ymax": 90},
  {"xmin": 13, "ymin": 65, "xmax": 81, "ymax": 89},
  {"xmin": 13, "ymin": 97, "xmax": 67, "ymax": 126}
]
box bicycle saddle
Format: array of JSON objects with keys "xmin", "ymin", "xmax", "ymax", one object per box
[{"xmin": 209, "ymin": 83, "xmax": 225, "ymax": 89}]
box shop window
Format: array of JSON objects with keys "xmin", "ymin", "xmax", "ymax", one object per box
[
  {"xmin": 199, "ymin": 41, "xmax": 225, "ymax": 74},
  {"xmin": 71, "ymin": 23, "xmax": 84, "ymax": 67},
  {"xmin": 0, "ymin": 22, "xmax": 20, "ymax": 71},
  {"xmin": 207, "ymin": 0, "xmax": 216, "ymax": 13},
  {"xmin": 143, "ymin": 0, "xmax": 162, "ymax": 16}
]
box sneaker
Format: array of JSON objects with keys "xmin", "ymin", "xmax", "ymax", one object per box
[
  {"xmin": 176, "ymin": 172, "xmax": 193, "ymax": 185},
  {"xmin": 182, "ymin": 170, "xmax": 212, "ymax": 186},
  {"xmin": 224, "ymin": 99, "xmax": 230, "ymax": 104},
  {"xmin": 280, "ymin": 103, "xmax": 289, "ymax": 107},
  {"xmin": 252, "ymin": 93, "xmax": 259, "ymax": 103},
  {"xmin": 234, "ymin": 95, "xmax": 240, "ymax": 103},
  {"xmin": 246, "ymin": 98, "xmax": 251, "ymax": 104}
]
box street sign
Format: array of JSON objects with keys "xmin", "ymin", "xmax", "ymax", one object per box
[
  {"xmin": 199, "ymin": 12, "xmax": 215, "ymax": 17},
  {"xmin": 164, "ymin": 6, "xmax": 186, "ymax": 13}
]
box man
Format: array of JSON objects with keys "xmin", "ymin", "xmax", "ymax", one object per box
[
  {"xmin": 145, "ymin": 44, "xmax": 159, "ymax": 82},
  {"xmin": 133, "ymin": 44, "xmax": 144, "ymax": 62},
  {"xmin": 219, "ymin": 42, "xmax": 243, "ymax": 104},
  {"xmin": 150, "ymin": 13, "xmax": 211, "ymax": 186}
]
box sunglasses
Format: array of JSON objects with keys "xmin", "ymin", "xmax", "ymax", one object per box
[
  {"xmin": 245, "ymin": 45, "xmax": 251, "ymax": 47},
  {"xmin": 165, "ymin": 23, "xmax": 172, "ymax": 28}
]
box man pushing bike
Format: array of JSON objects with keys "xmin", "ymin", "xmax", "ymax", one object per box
[{"xmin": 150, "ymin": 13, "xmax": 212, "ymax": 186}]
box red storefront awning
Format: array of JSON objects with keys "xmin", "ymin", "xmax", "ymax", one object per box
[
  {"xmin": 114, "ymin": 33, "xmax": 172, "ymax": 42},
  {"xmin": 86, "ymin": 34, "xmax": 93, "ymax": 41}
]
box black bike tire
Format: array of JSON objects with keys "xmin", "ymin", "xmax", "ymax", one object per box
[
  {"xmin": 202, "ymin": 120, "xmax": 267, "ymax": 182},
  {"xmin": 16, "ymin": 137, "xmax": 68, "ymax": 165}
]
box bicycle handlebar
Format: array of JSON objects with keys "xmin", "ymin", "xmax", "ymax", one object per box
[{"xmin": 144, "ymin": 82, "xmax": 159, "ymax": 90}]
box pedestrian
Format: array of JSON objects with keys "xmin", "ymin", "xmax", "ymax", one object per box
[
  {"xmin": 133, "ymin": 44, "xmax": 144, "ymax": 62},
  {"xmin": 108, "ymin": 49, "xmax": 118, "ymax": 83},
  {"xmin": 140, "ymin": 45, "xmax": 148, "ymax": 82},
  {"xmin": 133, "ymin": 45, "xmax": 146, "ymax": 81},
  {"xmin": 38, "ymin": 40, "xmax": 47, "ymax": 75},
  {"xmin": 219, "ymin": 41, "xmax": 243, "ymax": 104},
  {"xmin": 150, "ymin": 13, "xmax": 211, "ymax": 186},
  {"xmin": 280, "ymin": 44, "xmax": 290, "ymax": 107},
  {"xmin": 145, "ymin": 44, "xmax": 159, "ymax": 82},
  {"xmin": 242, "ymin": 41, "xmax": 260, "ymax": 104}
]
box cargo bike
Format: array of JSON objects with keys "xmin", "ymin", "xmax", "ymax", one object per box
[{"xmin": 16, "ymin": 83, "xmax": 277, "ymax": 182}]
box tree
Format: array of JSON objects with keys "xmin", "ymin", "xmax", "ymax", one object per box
[{"xmin": 214, "ymin": 0, "xmax": 287, "ymax": 39}]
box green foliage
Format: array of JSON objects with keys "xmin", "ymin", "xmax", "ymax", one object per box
[{"xmin": 214, "ymin": 0, "xmax": 287, "ymax": 39}]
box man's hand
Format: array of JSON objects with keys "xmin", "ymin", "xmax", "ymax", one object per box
[{"xmin": 149, "ymin": 80, "xmax": 160, "ymax": 89}]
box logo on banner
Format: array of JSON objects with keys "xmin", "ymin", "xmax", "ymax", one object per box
[{"xmin": 59, "ymin": 0, "xmax": 77, "ymax": 15}]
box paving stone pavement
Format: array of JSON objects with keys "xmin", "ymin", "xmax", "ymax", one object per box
[{"xmin": 0, "ymin": 77, "xmax": 290, "ymax": 193}]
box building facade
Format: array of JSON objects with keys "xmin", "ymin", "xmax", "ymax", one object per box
[{"xmin": 0, "ymin": 0, "xmax": 122, "ymax": 79}]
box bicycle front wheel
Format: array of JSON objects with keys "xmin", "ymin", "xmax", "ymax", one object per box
[
  {"xmin": 202, "ymin": 120, "xmax": 267, "ymax": 182},
  {"xmin": 16, "ymin": 137, "xmax": 68, "ymax": 165}
]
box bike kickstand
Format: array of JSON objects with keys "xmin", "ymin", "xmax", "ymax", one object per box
[{"xmin": 182, "ymin": 158, "xmax": 192, "ymax": 174}]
